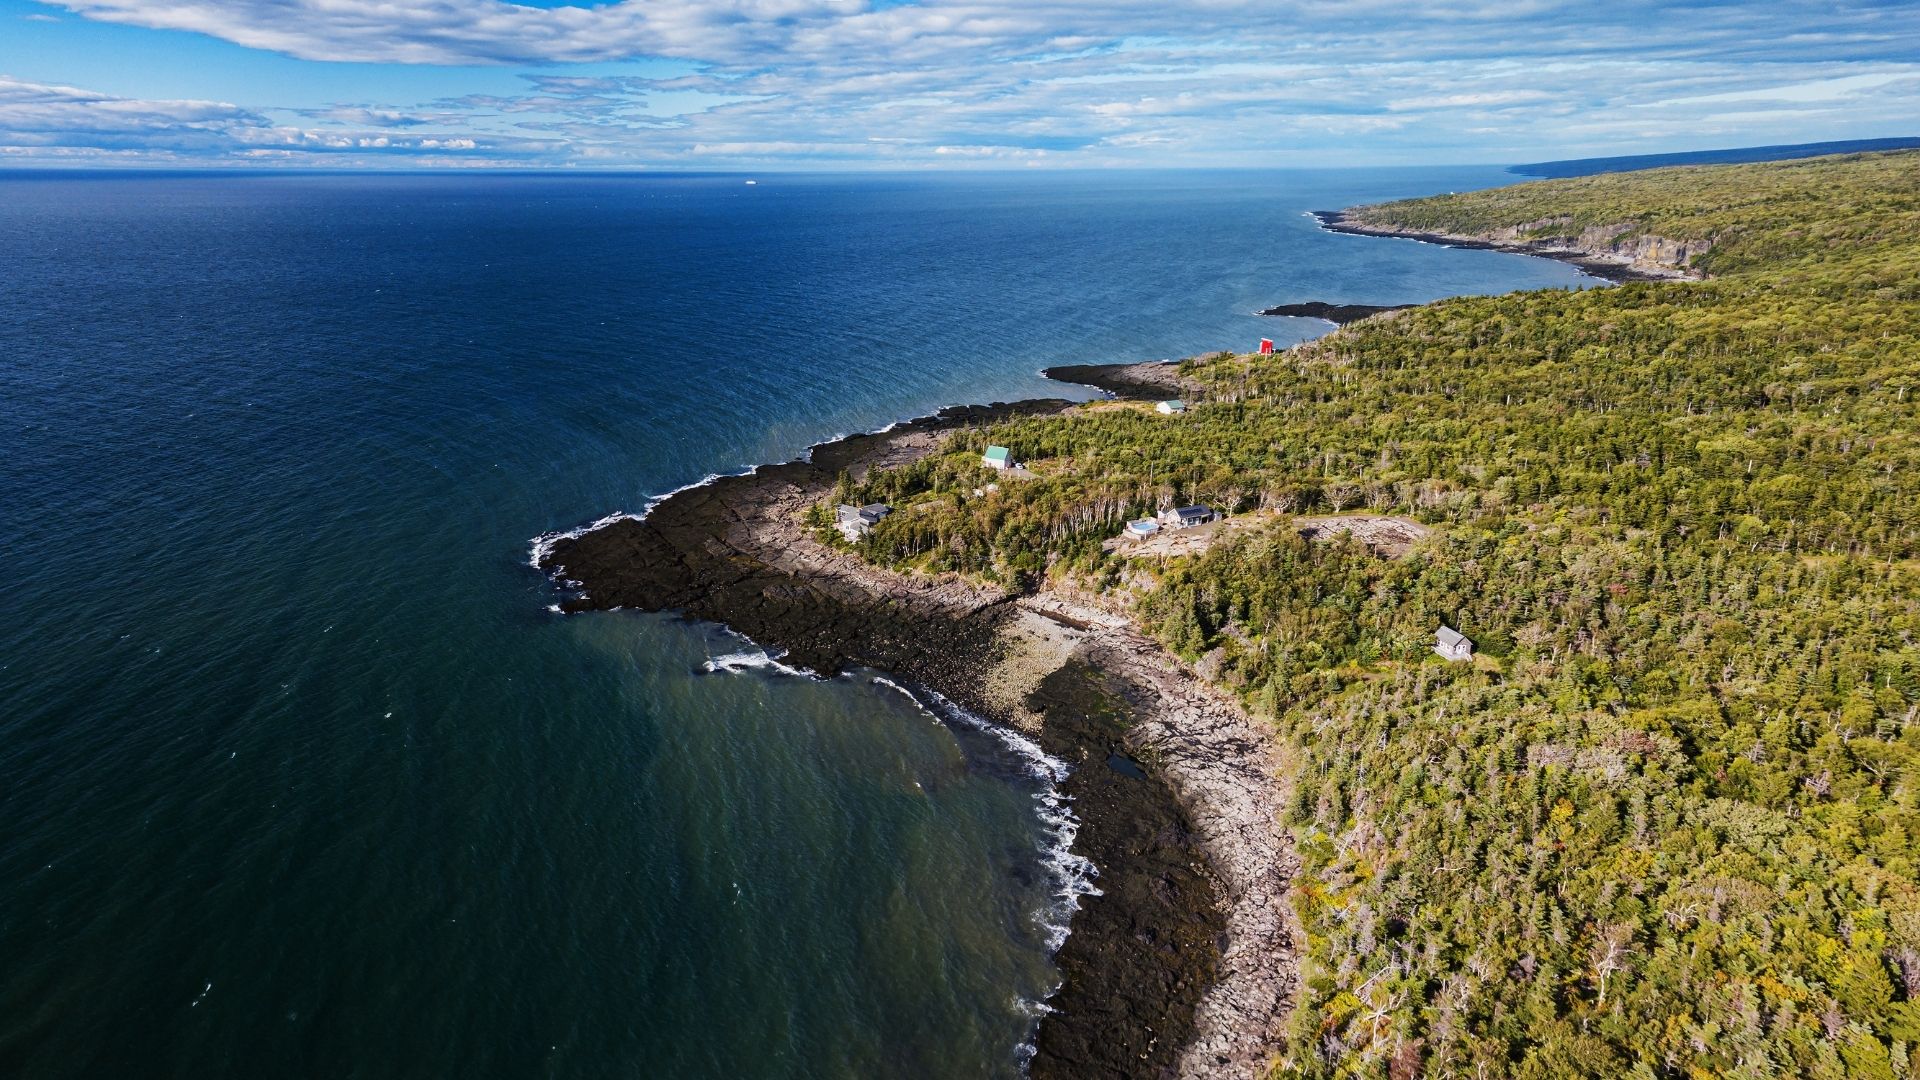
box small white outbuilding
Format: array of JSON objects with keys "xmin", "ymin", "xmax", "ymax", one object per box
[{"xmin": 1434, "ymin": 625, "xmax": 1473, "ymax": 662}]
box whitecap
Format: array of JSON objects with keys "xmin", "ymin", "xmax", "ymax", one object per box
[
  {"xmin": 868, "ymin": 674, "xmax": 934, "ymax": 712},
  {"xmin": 1013, "ymin": 994, "xmax": 1055, "ymax": 1019},
  {"xmin": 526, "ymin": 472, "xmax": 738, "ymax": 572},
  {"xmin": 696, "ymin": 628, "xmax": 824, "ymax": 679},
  {"xmin": 527, "ymin": 402, "xmax": 1013, "ymax": 596},
  {"xmin": 1011, "ymin": 993, "xmax": 1060, "ymax": 1071},
  {"xmin": 699, "ymin": 649, "xmax": 821, "ymax": 680},
  {"xmin": 527, "ymin": 508, "xmax": 643, "ymax": 569}
]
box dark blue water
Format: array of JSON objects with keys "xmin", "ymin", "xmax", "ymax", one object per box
[{"xmin": 0, "ymin": 169, "xmax": 1589, "ymax": 1078}]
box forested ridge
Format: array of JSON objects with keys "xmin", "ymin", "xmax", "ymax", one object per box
[{"xmin": 823, "ymin": 151, "xmax": 1920, "ymax": 1078}]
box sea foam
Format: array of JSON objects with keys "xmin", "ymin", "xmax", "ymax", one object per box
[
  {"xmin": 866, "ymin": 677, "xmax": 1101, "ymax": 954},
  {"xmin": 525, "ymin": 471, "xmax": 736, "ymax": 571},
  {"xmin": 701, "ymin": 654, "xmax": 1100, "ymax": 958},
  {"xmin": 699, "ymin": 648, "xmax": 821, "ymax": 680},
  {"xmin": 526, "ymin": 403, "xmax": 959, "ymax": 586},
  {"xmin": 870, "ymin": 676, "xmax": 1098, "ymax": 1069}
]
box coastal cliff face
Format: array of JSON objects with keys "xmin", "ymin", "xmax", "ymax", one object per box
[
  {"xmin": 1320, "ymin": 208, "xmax": 1708, "ymax": 280},
  {"xmin": 1589, "ymin": 229, "xmax": 1708, "ymax": 275},
  {"xmin": 1484, "ymin": 216, "xmax": 1711, "ymax": 276}
]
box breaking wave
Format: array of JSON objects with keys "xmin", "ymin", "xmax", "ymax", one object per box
[
  {"xmin": 867, "ymin": 677, "xmax": 1100, "ymax": 954},
  {"xmin": 699, "ymin": 648, "xmax": 821, "ymax": 680}
]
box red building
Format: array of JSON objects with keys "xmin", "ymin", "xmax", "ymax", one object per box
[{"xmin": 1258, "ymin": 338, "xmax": 1274, "ymax": 355}]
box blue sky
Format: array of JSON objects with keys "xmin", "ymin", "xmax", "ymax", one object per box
[{"xmin": 3, "ymin": 0, "xmax": 1919, "ymax": 168}]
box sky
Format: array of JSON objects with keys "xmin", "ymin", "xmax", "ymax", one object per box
[{"xmin": 2, "ymin": 0, "xmax": 1919, "ymax": 168}]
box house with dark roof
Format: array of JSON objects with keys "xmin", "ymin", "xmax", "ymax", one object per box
[
  {"xmin": 1158, "ymin": 505, "xmax": 1216, "ymax": 529},
  {"xmin": 836, "ymin": 503, "xmax": 891, "ymax": 540}
]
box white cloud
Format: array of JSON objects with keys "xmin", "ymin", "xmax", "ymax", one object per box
[
  {"xmin": 41, "ymin": 0, "xmax": 893, "ymax": 65},
  {"xmin": 11, "ymin": 0, "xmax": 1920, "ymax": 166},
  {"xmin": 1386, "ymin": 90, "xmax": 1556, "ymax": 111},
  {"xmin": 0, "ymin": 76, "xmax": 560, "ymax": 161},
  {"xmin": 0, "ymin": 76, "xmax": 264, "ymax": 150},
  {"xmin": 1651, "ymin": 70, "xmax": 1920, "ymax": 106},
  {"xmin": 293, "ymin": 106, "xmax": 457, "ymax": 127},
  {"xmin": 40, "ymin": 0, "xmax": 1913, "ymax": 71}
]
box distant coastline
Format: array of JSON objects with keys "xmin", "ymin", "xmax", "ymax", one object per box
[{"xmin": 1508, "ymin": 136, "xmax": 1920, "ymax": 178}]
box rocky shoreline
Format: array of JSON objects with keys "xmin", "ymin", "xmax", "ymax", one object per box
[
  {"xmin": 1313, "ymin": 208, "xmax": 1701, "ymax": 282},
  {"xmin": 1040, "ymin": 360, "xmax": 1200, "ymax": 400},
  {"xmin": 532, "ymin": 192, "xmax": 1713, "ymax": 1075},
  {"xmin": 1255, "ymin": 300, "xmax": 1412, "ymax": 324},
  {"xmin": 535, "ymin": 367, "xmax": 1294, "ymax": 1078}
]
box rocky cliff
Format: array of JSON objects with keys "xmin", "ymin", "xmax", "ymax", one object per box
[{"xmin": 1315, "ymin": 209, "xmax": 1710, "ymax": 281}]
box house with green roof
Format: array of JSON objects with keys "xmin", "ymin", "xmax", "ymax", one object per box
[{"xmin": 982, "ymin": 445, "xmax": 1011, "ymax": 471}]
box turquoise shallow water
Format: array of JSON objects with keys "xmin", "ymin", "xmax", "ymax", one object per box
[{"xmin": 0, "ymin": 168, "xmax": 1591, "ymax": 1078}]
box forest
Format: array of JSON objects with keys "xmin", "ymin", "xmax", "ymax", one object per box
[{"xmin": 822, "ymin": 150, "xmax": 1920, "ymax": 1078}]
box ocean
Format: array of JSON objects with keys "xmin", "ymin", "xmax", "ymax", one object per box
[{"xmin": 0, "ymin": 167, "xmax": 1591, "ymax": 1078}]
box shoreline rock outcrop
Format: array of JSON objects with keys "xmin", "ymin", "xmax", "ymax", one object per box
[{"xmin": 1256, "ymin": 300, "xmax": 1412, "ymax": 324}]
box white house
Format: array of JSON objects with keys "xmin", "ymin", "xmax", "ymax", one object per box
[
  {"xmin": 836, "ymin": 503, "xmax": 891, "ymax": 540},
  {"xmin": 982, "ymin": 445, "xmax": 1012, "ymax": 471},
  {"xmin": 1155, "ymin": 399, "xmax": 1187, "ymax": 415},
  {"xmin": 1434, "ymin": 625, "xmax": 1473, "ymax": 662}
]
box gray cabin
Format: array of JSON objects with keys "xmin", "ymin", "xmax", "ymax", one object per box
[
  {"xmin": 836, "ymin": 503, "xmax": 891, "ymax": 540},
  {"xmin": 1434, "ymin": 625, "xmax": 1473, "ymax": 662},
  {"xmin": 1158, "ymin": 505, "xmax": 1216, "ymax": 529}
]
